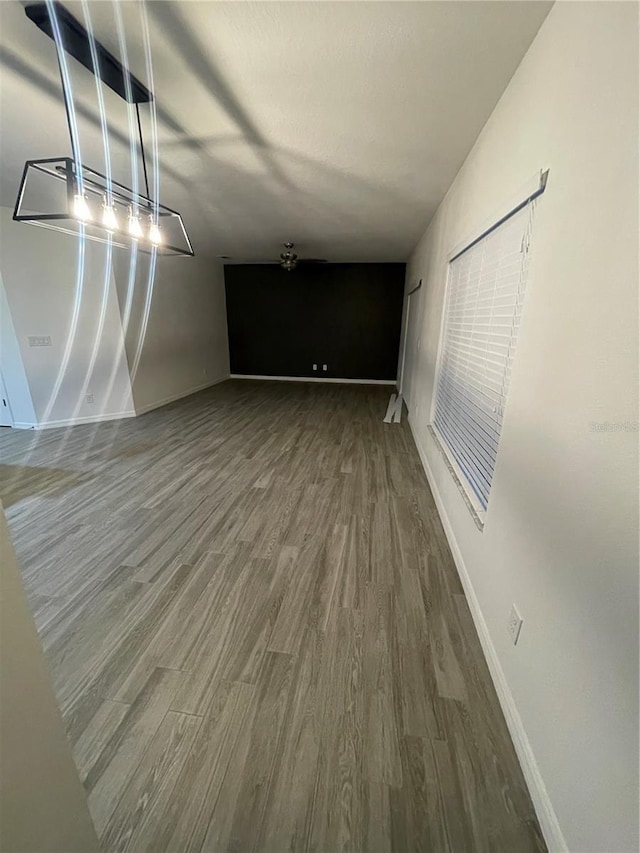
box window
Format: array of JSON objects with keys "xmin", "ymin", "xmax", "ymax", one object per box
[{"xmin": 431, "ymin": 200, "xmax": 536, "ymax": 515}]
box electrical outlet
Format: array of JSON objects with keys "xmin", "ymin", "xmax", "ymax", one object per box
[
  {"xmin": 28, "ymin": 335, "xmax": 52, "ymax": 347},
  {"xmin": 322, "ymin": 364, "xmax": 327, "ymax": 371},
  {"xmin": 508, "ymin": 604, "xmax": 523, "ymax": 645},
  {"xmin": 85, "ymin": 393, "xmax": 94, "ymax": 404},
  {"xmin": 313, "ymin": 363, "xmax": 318, "ymax": 371}
]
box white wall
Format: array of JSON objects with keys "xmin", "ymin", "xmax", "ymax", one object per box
[
  {"xmin": 113, "ymin": 251, "xmax": 229, "ymax": 415},
  {"xmin": 0, "ymin": 504, "xmax": 98, "ymax": 851},
  {"xmin": 0, "ymin": 207, "xmax": 135, "ymax": 427},
  {"xmin": 0, "ymin": 207, "xmax": 229, "ymax": 427},
  {"xmin": 0, "ymin": 273, "xmax": 37, "ymax": 426},
  {"xmin": 402, "ymin": 4, "xmax": 638, "ymax": 852}
]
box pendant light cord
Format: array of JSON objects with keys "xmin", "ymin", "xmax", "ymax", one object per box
[
  {"xmin": 53, "ymin": 32, "xmax": 149, "ymax": 205},
  {"xmin": 55, "ymin": 53, "xmax": 79, "ymax": 167},
  {"xmin": 135, "ymin": 102, "xmax": 150, "ymax": 202},
  {"xmin": 48, "ymin": 2, "xmax": 151, "ymax": 208}
]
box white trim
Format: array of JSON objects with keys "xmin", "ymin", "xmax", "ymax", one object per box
[
  {"xmin": 383, "ymin": 393, "xmax": 397, "ymax": 423},
  {"xmin": 429, "ymin": 263, "xmax": 451, "ymax": 425},
  {"xmin": 392, "ymin": 394, "xmax": 403, "ymax": 423},
  {"xmin": 230, "ymin": 374, "xmax": 396, "ymax": 386},
  {"xmin": 0, "ymin": 368, "xmax": 15, "ymax": 427},
  {"xmin": 407, "ymin": 412, "xmax": 568, "ymax": 853},
  {"xmin": 28, "ymin": 410, "xmax": 137, "ymax": 430},
  {"xmin": 398, "ymin": 282, "xmax": 419, "ymax": 399},
  {"xmin": 429, "ymin": 423, "xmax": 486, "ymax": 528},
  {"xmin": 11, "ymin": 377, "xmax": 231, "ymax": 427},
  {"xmin": 134, "ymin": 375, "xmax": 229, "ymax": 416}
]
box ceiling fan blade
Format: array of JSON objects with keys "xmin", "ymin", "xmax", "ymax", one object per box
[{"xmin": 297, "ymin": 258, "xmax": 328, "ymax": 264}]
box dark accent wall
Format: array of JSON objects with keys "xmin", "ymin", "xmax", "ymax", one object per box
[{"xmin": 224, "ymin": 263, "xmax": 405, "ymax": 381}]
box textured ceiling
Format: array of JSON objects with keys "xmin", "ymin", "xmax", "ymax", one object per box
[{"xmin": 0, "ymin": 1, "xmax": 552, "ymax": 262}]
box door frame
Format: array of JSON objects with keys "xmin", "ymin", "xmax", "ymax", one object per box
[
  {"xmin": 397, "ymin": 278, "xmax": 422, "ymax": 400},
  {"xmin": 0, "ymin": 368, "xmax": 15, "ymax": 427}
]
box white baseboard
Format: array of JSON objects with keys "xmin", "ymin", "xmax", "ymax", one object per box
[
  {"xmin": 9, "ymin": 378, "xmax": 230, "ymax": 428},
  {"xmin": 20, "ymin": 411, "xmax": 136, "ymax": 430},
  {"xmin": 134, "ymin": 375, "xmax": 229, "ymax": 416},
  {"xmin": 230, "ymin": 373, "xmax": 396, "ymax": 386},
  {"xmin": 407, "ymin": 412, "xmax": 567, "ymax": 853}
]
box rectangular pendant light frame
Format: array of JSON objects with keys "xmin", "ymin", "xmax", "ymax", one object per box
[{"xmin": 13, "ymin": 157, "xmax": 194, "ymax": 257}]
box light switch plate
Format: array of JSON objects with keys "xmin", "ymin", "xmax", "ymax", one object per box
[{"xmin": 508, "ymin": 604, "xmax": 523, "ymax": 645}]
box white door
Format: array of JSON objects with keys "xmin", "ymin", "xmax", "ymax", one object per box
[{"xmin": 0, "ymin": 371, "xmax": 13, "ymax": 427}]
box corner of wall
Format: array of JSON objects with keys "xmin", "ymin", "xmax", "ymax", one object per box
[
  {"xmin": 132, "ymin": 374, "xmax": 229, "ymax": 417},
  {"xmin": 0, "ymin": 272, "xmax": 37, "ymax": 427}
]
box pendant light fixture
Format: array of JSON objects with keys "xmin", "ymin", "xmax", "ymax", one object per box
[
  {"xmin": 148, "ymin": 216, "xmax": 162, "ymax": 246},
  {"xmin": 127, "ymin": 206, "xmax": 144, "ymax": 239},
  {"xmin": 13, "ymin": 2, "xmax": 194, "ymax": 257},
  {"xmin": 73, "ymin": 192, "xmax": 92, "ymax": 222},
  {"xmin": 101, "ymin": 196, "xmax": 119, "ymax": 231}
]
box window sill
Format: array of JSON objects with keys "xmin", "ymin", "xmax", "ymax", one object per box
[{"xmin": 427, "ymin": 424, "xmax": 485, "ymax": 531}]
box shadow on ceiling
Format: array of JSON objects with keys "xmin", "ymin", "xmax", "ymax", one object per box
[{"xmin": 0, "ymin": 7, "xmax": 426, "ymax": 259}]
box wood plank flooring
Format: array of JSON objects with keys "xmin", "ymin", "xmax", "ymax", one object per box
[{"xmin": 0, "ymin": 380, "xmax": 546, "ymax": 852}]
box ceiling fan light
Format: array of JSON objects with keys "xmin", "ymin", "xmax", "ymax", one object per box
[{"xmin": 72, "ymin": 192, "xmax": 92, "ymax": 222}]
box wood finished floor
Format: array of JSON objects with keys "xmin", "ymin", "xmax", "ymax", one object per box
[{"xmin": 1, "ymin": 380, "xmax": 545, "ymax": 853}]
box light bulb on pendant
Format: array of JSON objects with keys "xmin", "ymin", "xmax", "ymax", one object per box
[
  {"xmin": 72, "ymin": 192, "xmax": 92, "ymax": 222},
  {"xmin": 128, "ymin": 207, "xmax": 143, "ymax": 239},
  {"xmin": 102, "ymin": 196, "xmax": 119, "ymax": 231},
  {"xmin": 148, "ymin": 215, "xmax": 162, "ymax": 246}
]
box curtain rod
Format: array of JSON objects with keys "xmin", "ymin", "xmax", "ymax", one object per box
[{"xmin": 449, "ymin": 169, "xmax": 549, "ymax": 264}]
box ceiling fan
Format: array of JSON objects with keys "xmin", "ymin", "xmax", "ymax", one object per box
[{"xmin": 219, "ymin": 242, "xmax": 328, "ymax": 271}]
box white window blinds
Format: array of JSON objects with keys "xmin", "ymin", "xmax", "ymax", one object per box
[{"xmin": 432, "ymin": 202, "xmax": 535, "ymax": 511}]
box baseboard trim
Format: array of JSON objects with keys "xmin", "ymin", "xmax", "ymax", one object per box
[
  {"xmin": 23, "ymin": 411, "xmax": 136, "ymax": 430},
  {"xmin": 230, "ymin": 373, "xmax": 396, "ymax": 386},
  {"xmin": 134, "ymin": 375, "xmax": 229, "ymax": 416},
  {"xmin": 407, "ymin": 411, "xmax": 567, "ymax": 853}
]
